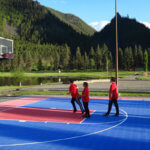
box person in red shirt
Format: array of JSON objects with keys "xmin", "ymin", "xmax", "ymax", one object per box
[
  {"xmin": 104, "ymin": 77, "xmax": 119, "ymax": 116},
  {"xmin": 81, "ymin": 82, "xmax": 90, "ymax": 118},
  {"xmin": 69, "ymin": 79, "xmax": 84, "ymax": 113}
]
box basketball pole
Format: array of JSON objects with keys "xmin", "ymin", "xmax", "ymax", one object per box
[{"xmin": 115, "ymin": 0, "xmax": 119, "ymax": 85}]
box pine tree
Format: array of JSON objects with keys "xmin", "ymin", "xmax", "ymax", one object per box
[
  {"xmin": 75, "ymin": 47, "xmax": 83, "ymax": 70},
  {"xmin": 108, "ymin": 51, "xmax": 113, "ymax": 70},
  {"xmin": 144, "ymin": 50, "xmax": 148, "ymax": 72},
  {"xmin": 129, "ymin": 47, "xmax": 134, "ymax": 68},
  {"xmin": 53, "ymin": 51, "xmax": 60, "ymax": 70},
  {"xmin": 124, "ymin": 47, "xmax": 134, "ymax": 70},
  {"xmin": 26, "ymin": 52, "xmax": 32, "ymax": 72},
  {"xmin": 137, "ymin": 46, "xmax": 143, "ymax": 67},
  {"xmin": 49, "ymin": 56, "xmax": 54, "ymax": 70},
  {"xmin": 133, "ymin": 45, "xmax": 138, "ymax": 69},
  {"xmin": 101, "ymin": 44, "xmax": 109, "ymax": 70},
  {"xmin": 89, "ymin": 58, "xmax": 96, "ymax": 69},
  {"xmin": 84, "ymin": 52, "xmax": 89, "ymax": 70},
  {"xmin": 95, "ymin": 45, "xmax": 102, "ymax": 70},
  {"xmin": 0, "ymin": 61, "xmax": 5, "ymax": 72},
  {"xmin": 89, "ymin": 47, "xmax": 95, "ymax": 59},
  {"xmin": 11, "ymin": 57, "xmax": 18, "ymax": 70},
  {"xmin": 118, "ymin": 48, "xmax": 124, "ymax": 69},
  {"xmin": 18, "ymin": 54, "xmax": 24, "ymax": 68},
  {"xmin": 37, "ymin": 57, "xmax": 43, "ymax": 71},
  {"xmin": 147, "ymin": 48, "xmax": 150, "ymax": 68},
  {"xmin": 71, "ymin": 56, "xmax": 76, "ymax": 70},
  {"xmin": 61, "ymin": 44, "xmax": 70, "ymax": 70}
]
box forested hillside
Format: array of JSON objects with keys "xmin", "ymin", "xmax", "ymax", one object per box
[
  {"xmin": 47, "ymin": 8, "xmax": 95, "ymax": 36},
  {"xmin": 0, "ymin": 0, "xmax": 93, "ymax": 72},
  {"xmin": 0, "ymin": 0, "xmax": 150, "ymax": 72},
  {"xmin": 93, "ymin": 13, "xmax": 150, "ymax": 54},
  {"xmin": 0, "ymin": 0, "xmax": 92, "ymax": 50}
]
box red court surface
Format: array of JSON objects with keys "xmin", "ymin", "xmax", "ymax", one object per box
[
  {"xmin": 0, "ymin": 97, "xmax": 94, "ymax": 123},
  {"xmin": 0, "ymin": 107, "xmax": 94, "ymax": 123},
  {"xmin": 0, "ymin": 97, "xmax": 45, "ymax": 108}
]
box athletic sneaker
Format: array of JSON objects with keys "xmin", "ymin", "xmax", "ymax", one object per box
[
  {"xmin": 103, "ymin": 113, "xmax": 109, "ymax": 116},
  {"xmin": 82, "ymin": 110, "xmax": 85, "ymax": 114},
  {"xmin": 73, "ymin": 109, "xmax": 77, "ymax": 113},
  {"xmin": 114, "ymin": 113, "xmax": 119, "ymax": 117},
  {"xmin": 82, "ymin": 114, "xmax": 90, "ymax": 118},
  {"xmin": 87, "ymin": 115, "xmax": 90, "ymax": 118}
]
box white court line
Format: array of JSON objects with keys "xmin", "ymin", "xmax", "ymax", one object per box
[
  {"xmin": 0, "ymin": 116, "xmax": 125, "ymax": 125},
  {"xmin": 0, "ymin": 108, "xmax": 128, "ymax": 147},
  {"xmin": 128, "ymin": 115, "xmax": 150, "ymax": 119},
  {"xmin": 80, "ymin": 110, "xmax": 96, "ymax": 124},
  {"xmin": 79, "ymin": 109, "xmax": 126, "ymax": 125},
  {"xmin": 0, "ymin": 107, "xmax": 126, "ymax": 125},
  {"xmin": 19, "ymin": 120, "xmax": 26, "ymax": 122}
]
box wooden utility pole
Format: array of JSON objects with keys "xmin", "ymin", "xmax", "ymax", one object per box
[{"xmin": 115, "ymin": 0, "xmax": 119, "ymax": 85}]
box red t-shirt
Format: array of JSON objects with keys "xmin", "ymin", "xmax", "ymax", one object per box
[
  {"xmin": 109, "ymin": 82, "xmax": 118, "ymax": 100},
  {"xmin": 82, "ymin": 87, "xmax": 89, "ymax": 102},
  {"xmin": 69, "ymin": 84, "xmax": 78, "ymax": 98}
]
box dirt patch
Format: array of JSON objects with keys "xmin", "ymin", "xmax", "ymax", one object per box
[{"xmin": 5, "ymin": 23, "xmax": 18, "ymax": 36}]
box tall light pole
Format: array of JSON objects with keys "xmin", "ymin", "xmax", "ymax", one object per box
[{"xmin": 115, "ymin": 0, "xmax": 119, "ymax": 85}]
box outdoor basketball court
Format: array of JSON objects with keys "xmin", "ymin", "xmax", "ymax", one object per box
[{"xmin": 0, "ymin": 96, "xmax": 149, "ymax": 150}]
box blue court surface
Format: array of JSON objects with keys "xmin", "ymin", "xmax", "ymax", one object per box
[{"xmin": 0, "ymin": 96, "xmax": 150, "ymax": 150}]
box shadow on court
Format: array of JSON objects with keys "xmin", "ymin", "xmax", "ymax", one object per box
[{"xmin": 0, "ymin": 117, "xmax": 149, "ymax": 150}]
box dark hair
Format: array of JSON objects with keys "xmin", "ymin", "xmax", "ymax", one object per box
[
  {"xmin": 69, "ymin": 79, "xmax": 74, "ymax": 83},
  {"xmin": 83, "ymin": 82, "xmax": 88, "ymax": 87},
  {"xmin": 111, "ymin": 77, "xmax": 116, "ymax": 82}
]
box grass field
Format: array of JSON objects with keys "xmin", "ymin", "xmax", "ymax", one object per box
[
  {"xmin": 0, "ymin": 71, "xmax": 150, "ymax": 97},
  {"xmin": 0, "ymin": 85, "xmax": 150, "ymax": 97},
  {"xmin": 136, "ymin": 76, "xmax": 150, "ymax": 80},
  {"xmin": 0, "ymin": 71, "xmax": 140, "ymax": 78},
  {"xmin": 11, "ymin": 90, "xmax": 150, "ymax": 97}
]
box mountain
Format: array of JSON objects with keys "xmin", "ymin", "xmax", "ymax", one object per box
[
  {"xmin": 0, "ymin": 0, "xmax": 94, "ymax": 53},
  {"xmin": 93, "ymin": 13, "xmax": 150, "ymax": 53},
  {"xmin": 1, "ymin": 0, "xmax": 150, "ymax": 55},
  {"xmin": 1, "ymin": 1, "xmax": 150, "ymax": 72},
  {"xmin": 89, "ymin": 20, "xmax": 150, "ymax": 32},
  {"xmin": 47, "ymin": 7, "xmax": 95, "ymax": 36}
]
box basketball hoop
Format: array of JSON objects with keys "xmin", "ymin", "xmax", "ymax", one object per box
[
  {"xmin": 0, "ymin": 37, "xmax": 14, "ymax": 60},
  {"xmin": 2, "ymin": 53, "xmax": 7, "ymax": 58},
  {"xmin": 1, "ymin": 53, "xmax": 14, "ymax": 60}
]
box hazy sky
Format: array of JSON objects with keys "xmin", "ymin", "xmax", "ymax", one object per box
[{"xmin": 37, "ymin": 0, "xmax": 150, "ymax": 30}]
